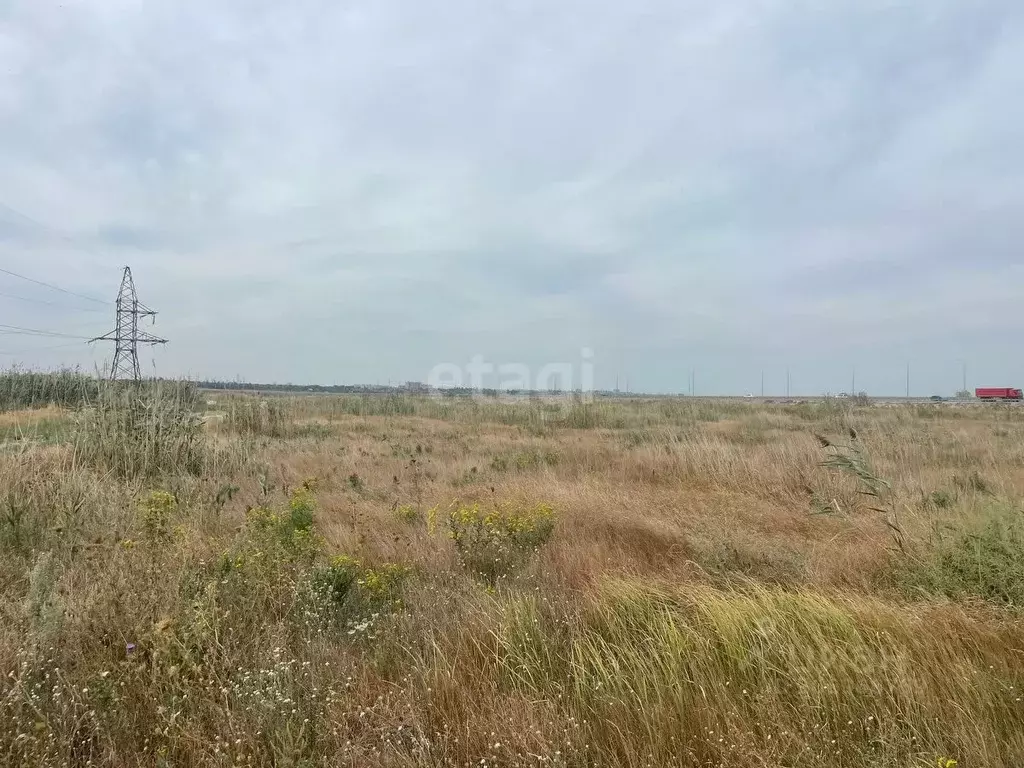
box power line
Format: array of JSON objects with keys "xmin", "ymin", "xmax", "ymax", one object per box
[
  {"xmin": 0, "ymin": 267, "xmax": 110, "ymax": 306},
  {"xmin": 0, "ymin": 290, "xmax": 106, "ymax": 312},
  {"xmin": 0, "ymin": 341, "xmax": 87, "ymax": 355},
  {"xmin": 0, "ymin": 199, "xmax": 111, "ymax": 265},
  {"xmin": 0, "ymin": 323, "xmax": 98, "ymax": 340}
]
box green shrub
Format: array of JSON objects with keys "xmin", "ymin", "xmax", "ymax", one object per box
[
  {"xmin": 899, "ymin": 505, "xmax": 1024, "ymax": 605},
  {"xmin": 448, "ymin": 501, "xmax": 556, "ymax": 585},
  {"xmin": 309, "ymin": 555, "xmax": 407, "ymax": 614},
  {"xmin": 241, "ymin": 486, "xmax": 319, "ymax": 561}
]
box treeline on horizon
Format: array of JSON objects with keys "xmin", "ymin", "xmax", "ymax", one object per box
[{"xmin": 195, "ymin": 380, "xmax": 628, "ymax": 398}]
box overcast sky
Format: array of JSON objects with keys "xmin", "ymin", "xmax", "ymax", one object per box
[{"xmin": 1, "ymin": 0, "xmax": 1022, "ymax": 395}]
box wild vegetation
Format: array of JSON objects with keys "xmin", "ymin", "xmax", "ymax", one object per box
[{"xmin": 1, "ymin": 375, "xmax": 1023, "ymax": 766}]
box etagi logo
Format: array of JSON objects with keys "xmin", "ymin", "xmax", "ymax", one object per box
[{"xmin": 426, "ymin": 348, "xmax": 595, "ymax": 401}]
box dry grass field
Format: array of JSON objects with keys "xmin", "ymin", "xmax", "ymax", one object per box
[{"xmin": 1, "ymin": 375, "xmax": 1023, "ymax": 767}]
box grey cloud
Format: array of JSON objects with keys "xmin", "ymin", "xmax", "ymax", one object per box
[{"xmin": 1, "ymin": 0, "xmax": 1023, "ymax": 392}]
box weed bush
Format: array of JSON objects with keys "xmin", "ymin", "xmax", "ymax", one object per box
[
  {"xmin": 239, "ymin": 486, "xmax": 319, "ymax": 562},
  {"xmin": 306, "ymin": 555, "xmax": 409, "ymax": 637},
  {"xmin": 394, "ymin": 503, "xmax": 421, "ymax": 524},
  {"xmin": 139, "ymin": 490, "xmax": 177, "ymax": 542},
  {"xmin": 210, "ymin": 485, "xmax": 324, "ymax": 633},
  {"xmin": 448, "ymin": 501, "xmax": 555, "ymax": 585}
]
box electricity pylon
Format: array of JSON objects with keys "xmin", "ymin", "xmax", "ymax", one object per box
[{"xmin": 91, "ymin": 266, "xmax": 167, "ymax": 380}]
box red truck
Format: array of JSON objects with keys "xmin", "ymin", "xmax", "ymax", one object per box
[{"xmin": 975, "ymin": 387, "xmax": 1023, "ymax": 401}]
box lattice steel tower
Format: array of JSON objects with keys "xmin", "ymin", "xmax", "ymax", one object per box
[{"xmin": 91, "ymin": 266, "xmax": 167, "ymax": 380}]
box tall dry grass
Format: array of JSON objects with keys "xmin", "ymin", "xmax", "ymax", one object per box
[
  {"xmin": 1, "ymin": 382, "xmax": 1024, "ymax": 766},
  {"xmin": 420, "ymin": 581, "xmax": 1024, "ymax": 766},
  {"xmin": 0, "ymin": 368, "xmax": 99, "ymax": 412}
]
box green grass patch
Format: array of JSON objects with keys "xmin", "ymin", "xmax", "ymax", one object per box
[
  {"xmin": 0, "ymin": 415, "xmax": 73, "ymax": 446},
  {"xmin": 899, "ymin": 503, "xmax": 1024, "ymax": 606}
]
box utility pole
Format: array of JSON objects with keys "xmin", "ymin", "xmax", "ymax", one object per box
[
  {"xmin": 962, "ymin": 362, "xmax": 967, "ymax": 393},
  {"xmin": 761, "ymin": 369, "xmax": 764, "ymax": 397},
  {"xmin": 786, "ymin": 367, "xmax": 791, "ymax": 398},
  {"xmin": 91, "ymin": 266, "xmax": 167, "ymax": 381},
  {"xmin": 906, "ymin": 363, "xmax": 910, "ymax": 398},
  {"xmin": 851, "ymin": 366, "xmax": 856, "ymax": 395}
]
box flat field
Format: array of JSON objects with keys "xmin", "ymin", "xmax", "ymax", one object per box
[{"xmin": 2, "ymin": 383, "xmax": 1023, "ymax": 767}]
